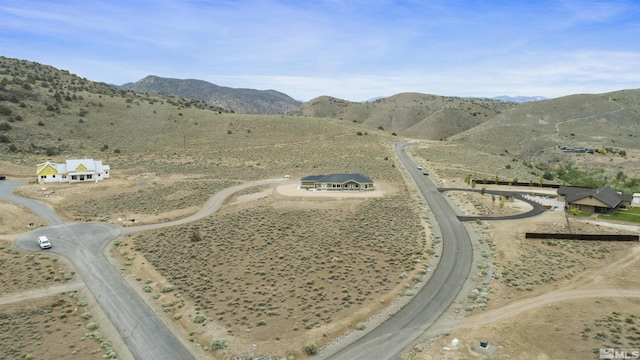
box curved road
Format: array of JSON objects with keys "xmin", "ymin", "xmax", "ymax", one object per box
[
  {"xmin": 320, "ymin": 142, "xmax": 474, "ymax": 360},
  {"xmin": 4, "ymin": 178, "xmax": 289, "ymax": 360},
  {"xmin": 440, "ymin": 188, "xmax": 547, "ymax": 222},
  {"xmin": 2, "ymin": 149, "xmax": 544, "ymax": 360}
]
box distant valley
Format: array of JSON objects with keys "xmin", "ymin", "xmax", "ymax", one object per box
[{"xmin": 492, "ymin": 95, "xmax": 547, "ymax": 103}]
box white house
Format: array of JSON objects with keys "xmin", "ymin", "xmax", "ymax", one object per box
[{"xmin": 36, "ymin": 159, "xmax": 110, "ymax": 184}]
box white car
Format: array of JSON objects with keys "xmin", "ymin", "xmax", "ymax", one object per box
[
  {"xmin": 38, "ymin": 236, "xmax": 51, "ymax": 249},
  {"xmin": 417, "ymin": 166, "xmax": 423, "ymax": 170}
]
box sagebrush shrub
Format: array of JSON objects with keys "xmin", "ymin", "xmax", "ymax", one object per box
[
  {"xmin": 209, "ymin": 338, "xmax": 227, "ymax": 351},
  {"xmin": 304, "ymin": 343, "xmax": 318, "ymax": 355}
]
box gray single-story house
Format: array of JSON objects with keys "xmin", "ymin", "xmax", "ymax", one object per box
[
  {"xmin": 301, "ymin": 173, "xmax": 374, "ymax": 191},
  {"xmin": 557, "ymin": 186, "xmax": 632, "ymax": 214}
]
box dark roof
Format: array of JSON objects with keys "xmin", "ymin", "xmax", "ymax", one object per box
[
  {"xmin": 301, "ymin": 175, "xmax": 326, "ymax": 182},
  {"xmin": 557, "ymin": 186, "xmax": 592, "ymax": 197},
  {"xmin": 562, "ymin": 186, "xmax": 624, "ymax": 208},
  {"xmin": 301, "ymin": 173, "xmax": 373, "ymax": 184}
]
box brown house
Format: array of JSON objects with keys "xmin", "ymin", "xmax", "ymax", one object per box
[{"xmin": 557, "ymin": 186, "xmax": 632, "ymax": 214}]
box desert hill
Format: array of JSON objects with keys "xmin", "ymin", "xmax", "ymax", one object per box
[
  {"xmin": 119, "ymin": 75, "xmax": 302, "ymax": 115},
  {"xmin": 450, "ymin": 89, "xmax": 640, "ymax": 162},
  {"xmin": 287, "ymin": 93, "xmax": 517, "ymax": 140},
  {"xmin": 287, "ymin": 89, "xmax": 640, "ymax": 172},
  {"xmin": 0, "ymin": 56, "xmax": 396, "ymax": 183},
  {"xmin": 2, "ymin": 55, "xmax": 639, "ymax": 189}
]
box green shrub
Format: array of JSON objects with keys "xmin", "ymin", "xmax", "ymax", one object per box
[
  {"xmin": 0, "ymin": 105, "xmax": 12, "ymax": 116},
  {"xmin": 304, "ymin": 343, "xmax": 318, "ymax": 355},
  {"xmin": 209, "ymin": 338, "xmax": 228, "ymax": 351},
  {"xmin": 86, "ymin": 322, "xmax": 99, "ymax": 330},
  {"xmin": 193, "ymin": 314, "xmax": 206, "ymax": 324},
  {"xmin": 190, "ymin": 230, "xmax": 202, "ymax": 242},
  {"xmin": 355, "ymin": 322, "xmax": 366, "ymax": 330}
]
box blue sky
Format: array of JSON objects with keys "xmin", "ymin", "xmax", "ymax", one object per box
[{"xmin": 1, "ymin": 0, "xmax": 639, "ymax": 102}]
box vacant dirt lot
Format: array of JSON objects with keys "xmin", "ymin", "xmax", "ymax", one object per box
[
  {"xmin": 2, "ymin": 155, "xmax": 640, "ymax": 360},
  {"xmin": 402, "ymin": 171, "xmax": 640, "ymax": 359}
]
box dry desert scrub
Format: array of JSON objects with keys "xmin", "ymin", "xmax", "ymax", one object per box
[
  {"xmin": 0, "ymin": 292, "xmax": 116, "ymax": 360},
  {"xmin": 130, "ymin": 189, "xmax": 427, "ymax": 350},
  {"xmin": 58, "ymin": 178, "xmax": 240, "ymax": 222},
  {"xmin": 587, "ymin": 310, "xmax": 640, "ymax": 349},
  {"xmin": 25, "ymin": 117, "xmax": 400, "ymax": 225},
  {"xmin": 0, "ymin": 241, "xmax": 74, "ymax": 295},
  {"xmin": 499, "ymin": 240, "xmax": 619, "ymax": 292}
]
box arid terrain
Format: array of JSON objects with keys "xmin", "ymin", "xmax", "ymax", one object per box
[
  {"xmin": 401, "ymin": 153, "xmax": 640, "ymax": 360},
  {"xmin": 2, "ymin": 147, "xmax": 639, "ymax": 359},
  {"xmin": 1, "ymin": 57, "xmax": 639, "ymax": 360}
]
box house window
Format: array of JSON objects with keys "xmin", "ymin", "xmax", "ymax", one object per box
[
  {"xmin": 87, "ymin": 174, "xmax": 93, "ymax": 180},
  {"xmin": 71, "ymin": 175, "xmax": 77, "ymax": 180},
  {"xmin": 40, "ymin": 175, "xmax": 45, "ymax": 179}
]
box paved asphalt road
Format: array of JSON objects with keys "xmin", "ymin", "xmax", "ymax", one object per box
[
  {"xmin": 3, "ymin": 156, "xmax": 545, "ymax": 360},
  {"xmin": 0, "ymin": 180, "xmax": 65, "ymax": 226},
  {"xmin": 441, "ymin": 188, "xmax": 547, "ymax": 222},
  {"xmin": 320, "ymin": 142, "xmax": 474, "ymax": 360},
  {"xmin": 5, "ymin": 178, "xmax": 288, "ymax": 360},
  {"xmin": 5, "ymin": 155, "xmax": 518, "ymax": 360}
]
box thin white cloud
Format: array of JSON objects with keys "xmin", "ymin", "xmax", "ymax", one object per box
[{"xmin": 1, "ymin": 0, "xmax": 638, "ymax": 101}]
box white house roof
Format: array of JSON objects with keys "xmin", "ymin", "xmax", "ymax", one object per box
[
  {"xmin": 66, "ymin": 159, "xmax": 97, "ymax": 173},
  {"xmin": 37, "ymin": 159, "xmax": 110, "ymax": 176}
]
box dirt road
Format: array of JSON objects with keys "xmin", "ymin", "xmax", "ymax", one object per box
[{"xmin": 460, "ymin": 288, "xmax": 640, "ymax": 329}]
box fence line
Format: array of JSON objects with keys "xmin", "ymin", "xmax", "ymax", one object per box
[{"xmin": 525, "ymin": 233, "xmax": 639, "ymax": 241}]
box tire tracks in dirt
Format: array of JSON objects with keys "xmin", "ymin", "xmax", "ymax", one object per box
[
  {"xmin": 0, "ymin": 281, "xmax": 85, "ymax": 306},
  {"xmin": 459, "ymin": 288, "xmax": 640, "ymax": 329}
]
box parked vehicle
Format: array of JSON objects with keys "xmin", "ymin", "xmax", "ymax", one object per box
[
  {"xmin": 417, "ymin": 166, "xmax": 422, "ymax": 170},
  {"xmin": 38, "ymin": 236, "xmax": 51, "ymax": 249},
  {"xmin": 423, "ymin": 171, "xmax": 429, "ymax": 176},
  {"xmin": 0, "ymin": 175, "xmax": 6, "ymax": 180}
]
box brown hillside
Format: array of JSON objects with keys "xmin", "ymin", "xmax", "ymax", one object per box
[
  {"xmin": 288, "ymin": 93, "xmax": 515, "ymax": 139},
  {"xmin": 449, "ymin": 89, "xmax": 640, "ymax": 163}
]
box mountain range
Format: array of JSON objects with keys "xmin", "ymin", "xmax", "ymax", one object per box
[
  {"xmin": 492, "ymin": 95, "xmax": 547, "ymax": 103},
  {"xmin": 1, "ymin": 56, "xmax": 639, "ymax": 180},
  {"xmin": 119, "ymin": 75, "xmax": 302, "ymax": 115}
]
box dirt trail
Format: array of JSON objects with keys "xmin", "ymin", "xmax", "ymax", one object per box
[
  {"xmin": 0, "ymin": 280, "xmax": 85, "ymax": 306},
  {"xmin": 460, "ymin": 288, "xmax": 640, "ymax": 329}
]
